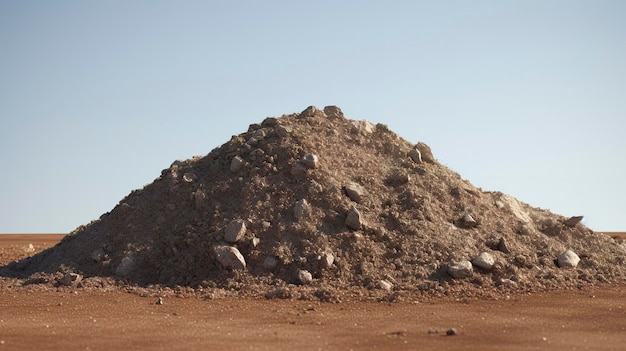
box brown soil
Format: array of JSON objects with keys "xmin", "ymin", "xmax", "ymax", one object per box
[{"xmin": 1, "ymin": 235, "xmax": 625, "ymax": 350}]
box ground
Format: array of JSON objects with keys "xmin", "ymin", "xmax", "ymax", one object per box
[{"xmin": 1, "ymin": 234, "xmax": 625, "ymax": 350}]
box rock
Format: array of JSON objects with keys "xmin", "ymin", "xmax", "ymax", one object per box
[
  {"xmin": 350, "ymin": 120, "xmax": 376, "ymax": 134},
  {"xmin": 299, "ymin": 105, "xmax": 325, "ymax": 118},
  {"xmin": 563, "ymin": 216, "xmax": 584, "ymax": 228},
  {"xmin": 263, "ymin": 256, "xmax": 279, "ymax": 270},
  {"xmin": 275, "ymin": 124, "xmax": 289, "ymax": 137},
  {"xmin": 302, "ymin": 153, "xmax": 319, "ymax": 169},
  {"xmin": 298, "ymin": 270, "xmax": 313, "ymax": 285},
  {"xmin": 408, "ymin": 147, "xmax": 422, "ymax": 163},
  {"xmin": 345, "ymin": 206, "xmax": 362, "ymax": 230},
  {"xmin": 379, "ymin": 279, "xmax": 393, "ymax": 291},
  {"xmin": 448, "ymin": 261, "xmax": 473, "ymax": 279},
  {"xmin": 224, "ymin": 219, "xmax": 246, "ymax": 243},
  {"xmin": 415, "ymin": 142, "xmax": 435, "ymax": 163},
  {"xmin": 294, "ymin": 199, "xmax": 311, "ymax": 220},
  {"xmin": 182, "ymin": 172, "xmax": 197, "ymax": 183},
  {"xmin": 215, "ymin": 246, "xmax": 246, "ymax": 270},
  {"xmin": 344, "ymin": 182, "xmax": 365, "ymax": 203},
  {"xmin": 319, "ymin": 252, "xmax": 335, "ymax": 269},
  {"xmin": 323, "ymin": 105, "xmax": 344, "ymax": 119},
  {"xmin": 446, "ymin": 328, "xmax": 458, "ymax": 336},
  {"xmin": 90, "ymin": 248, "xmax": 107, "ymax": 262},
  {"xmin": 230, "ymin": 156, "xmax": 245, "ymax": 173},
  {"xmin": 25, "ymin": 244, "xmax": 35, "ymax": 253},
  {"xmin": 497, "ymin": 237, "xmax": 511, "ymax": 254},
  {"xmin": 557, "ymin": 249, "xmax": 580, "ymax": 268},
  {"xmin": 499, "ymin": 278, "xmax": 519, "ymax": 288},
  {"xmin": 472, "ymin": 252, "xmax": 495, "ymax": 270},
  {"xmin": 156, "ymin": 297, "xmax": 164, "ymax": 305},
  {"xmin": 58, "ymin": 272, "xmax": 82, "ymax": 286},
  {"xmin": 458, "ymin": 214, "xmax": 478, "ymax": 229}
]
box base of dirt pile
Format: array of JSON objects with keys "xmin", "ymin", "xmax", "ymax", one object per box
[
  {"xmin": 1, "ymin": 235, "xmax": 625, "ymax": 351},
  {"xmin": 1, "ymin": 106, "xmax": 625, "ymax": 301}
]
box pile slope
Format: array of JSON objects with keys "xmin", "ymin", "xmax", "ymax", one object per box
[{"xmin": 3, "ymin": 106, "xmax": 625, "ymax": 300}]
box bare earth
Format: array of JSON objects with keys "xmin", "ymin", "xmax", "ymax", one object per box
[{"xmin": 0, "ymin": 235, "xmax": 624, "ymax": 350}]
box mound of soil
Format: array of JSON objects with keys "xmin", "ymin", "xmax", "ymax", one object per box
[{"xmin": 3, "ymin": 106, "xmax": 625, "ymax": 301}]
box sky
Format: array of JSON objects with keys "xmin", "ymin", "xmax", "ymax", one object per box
[{"xmin": 1, "ymin": 1, "xmax": 624, "ymax": 233}]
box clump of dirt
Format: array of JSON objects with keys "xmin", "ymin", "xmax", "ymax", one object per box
[{"xmin": 2, "ymin": 106, "xmax": 625, "ymax": 301}]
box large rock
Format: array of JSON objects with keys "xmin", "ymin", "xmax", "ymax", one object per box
[
  {"xmin": 448, "ymin": 261, "xmax": 473, "ymax": 279},
  {"xmin": 323, "ymin": 105, "xmax": 344, "ymax": 119},
  {"xmin": 415, "ymin": 142, "xmax": 435, "ymax": 163},
  {"xmin": 215, "ymin": 246, "xmax": 246, "ymax": 270},
  {"xmin": 557, "ymin": 249, "xmax": 580, "ymax": 268}
]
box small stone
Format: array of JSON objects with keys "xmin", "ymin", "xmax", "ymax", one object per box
[
  {"xmin": 472, "ymin": 252, "xmax": 495, "ymax": 270},
  {"xmin": 446, "ymin": 328, "xmax": 458, "ymax": 336},
  {"xmin": 58, "ymin": 272, "xmax": 82, "ymax": 286},
  {"xmin": 448, "ymin": 261, "xmax": 473, "ymax": 279},
  {"xmin": 215, "ymin": 246, "xmax": 246, "ymax": 270},
  {"xmin": 563, "ymin": 216, "xmax": 583, "ymax": 228},
  {"xmin": 459, "ymin": 214, "xmax": 478, "ymax": 229},
  {"xmin": 499, "ymin": 278, "xmax": 518, "ymax": 288},
  {"xmin": 252, "ymin": 237, "xmax": 261, "ymax": 247},
  {"xmin": 230, "ymin": 156, "xmax": 245, "ymax": 173},
  {"xmin": 345, "ymin": 206, "xmax": 362, "ymax": 230},
  {"xmin": 182, "ymin": 172, "xmax": 197, "ymax": 183},
  {"xmin": 224, "ymin": 219, "xmax": 246, "ymax": 243},
  {"xmin": 557, "ymin": 249, "xmax": 580, "ymax": 268},
  {"xmin": 302, "ymin": 154, "xmax": 319, "ymax": 169},
  {"xmin": 115, "ymin": 253, "xmax": 135, "ymax": 277},
  {"xmin": 265, "ymin": 287, "xmax": 291, "ymax": 299},
  {"xmin": 408, "ymin": 147, "xmax": 422, "ymax": 164},
  {"xmin": 379, "ymin": 279, "xmax": 393, "ymax": 291},
  {"xmin": 415, "ymin": 142, "xmax": 435, "ymax": 163},
  {"xmin": 294, "ymin": 199, "xmax": 311, "ymax": 220},
  {"xmin": 320, "ymin": 252, "xmax": 335, "ymax": 269},
  {"xmin": 90, "ymin": 248, "xmax": 106, "ymax": 262},
  {"xmin": 156, "ymin": 297, "xmax": 164, "ymax": 305},
  {"xmin": 25, "ymin": 243, "xmax": 35, "ymax": 253},
  {"xmin": 275, "ymin": 125, "xmax": 289, "ymax": 137},
  {"xmin": 497, "ymin": 237, "xmax": 511, "ymax": 253},
  {"xmin": 298, "ymin": 270, "xmax": 313, "ymax": 285},
  {"xmin": 344, "ymin": 182, "xmax": 366, "ymax": 203}
]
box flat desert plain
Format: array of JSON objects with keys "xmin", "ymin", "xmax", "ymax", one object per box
[{"xmin": 1, "ymin": 234, "xmax": 625, "ymax": 350}]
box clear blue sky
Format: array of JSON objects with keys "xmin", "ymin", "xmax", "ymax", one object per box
[{"xmin": 1, "ymin": 1, "xmax": 624, "ymax": 233}]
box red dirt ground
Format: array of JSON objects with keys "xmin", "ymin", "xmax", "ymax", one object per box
[{"xmin": 1, "ymin": 234, "xmax": 625, "ymax": 350}]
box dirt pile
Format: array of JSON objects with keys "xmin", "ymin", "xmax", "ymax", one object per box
[{"xmin": 3, "ymin": 106, "xmax": 625, "ymax": 300}]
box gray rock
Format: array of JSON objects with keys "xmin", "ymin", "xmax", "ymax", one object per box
[
  {"xmin": 115, "ymin": 253, "xmax": 135, "ymax": 277},
  {"xmin": 302, "ymin": 153, "xmax": 319, "ymax": 169},
  {"xmin": 563, "ymin": 216, "xmax": 584, "ymax": 228},
  {"xmin": 290, "ymin": 162, "xmax": 308, "ymax": 176},
  {"xmin": 416, "ymin": 142, "xmax": 435, "ymax": 163},
  {"xmin": 299, "ymin": 105, "xmax": 325, "ymax": 118},
  {"xmin": 319, "ymin": 252, "xmax": 335, "ymax": 269},
  {"xmin": 345, "ymin": 206, "xmax": 362, "ymax": 230},
  {"xmin": 58, "ymin": 272, "xmax": 82, "ymax": 286},
  {"xmin": 350, "ymin": 120, "xmax": 375, "ymax": 134},
  {"xmin": 497, "ymin": 237, "xmax": 511, "ymax": 254},
  {"xmin": 344, "ymin": 182, "xmax": 365, "ymax": 203},
  {"xmin": 230, "ymin": 156, "xmax": 245, "ymax": 173},
  {"xmin": 294, "ymin": 199, "xmax": 311, "ymax": 220},
  {"xmin": 472, "ymin": 252, "xmax": 495, "ymax": 270},
  {"xmin": 298, "ymin": 270, "xmax": 313, "ymax": 285},
  {"xmin": 275, "ymin": 124, "xmax": 289, "ymax": 137},
  {"xmin": 499, "ymin": 278, "xmax": 519, "ymax": 288},
  {"xmin": 224, "ymin": 219, "xmax": 246, "ymax": 243},
  {"xmin": 448, "ymin": 261, "xmax": 473, "ymax": 279},
  {"xmin": 215, "ymin": 246, "xmax": 246, "ymax": 270},
  {"xmin": 557, "ymin": 249, "xmax": 580, "ymax": 268}
]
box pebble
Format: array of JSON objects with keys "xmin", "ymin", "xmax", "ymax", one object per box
[
  {"xmin": 446, "ymin": 328, "xmax": 458, "ymax": 336},
  {"xmin": 215, "ymin": 246, "xmax": 246, "ymax": 270},
  {"xmin": 557, "ymin": 249, "xmax": 580, "ymax": 268},
  {"xmin": 224, "ymin": 219, "xmax": 246, "ymax": 243},
  {"xmin": 298, "ymin": 270, "xmax": 313, "ymax": 285},
  {"xmin": 230, "ymin": 156, "xmax": 245, "ymax": 173},
  {"xmin": 472, "ymin": 252, "xmax": 495, "ymax": 270},
  {"xmin": 294, "ymin": 199, "xmax": 311, "ymax": 220},
  {"xmin": 156, "ymin": 297, "xmax": 164, "ymax": 305},
  {"xmin": 459, "ymin": 214, "xmax": 478, "ymax": 229},
  {"xmin": 345, "ymin": 206, "xmax": 362, "ymax": 230},
  {"xmin": 344, "ymin": 182, "xmax": 365, "ymax": 203},
  {"xmin": 379, "ymin": 279, "xmax": 393, "ymax": 291},
  {"xmin": 448, "ymin": 261, "xmax": 473, "ymax": 279},
  {"xmin": 302, "ymin": 153, "xmax": 319, "ymax": 169}
]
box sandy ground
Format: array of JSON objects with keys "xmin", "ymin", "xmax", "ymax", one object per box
[{"xmin": 1, "ymin": 234, "xmax": 625, "ymax": 350}]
